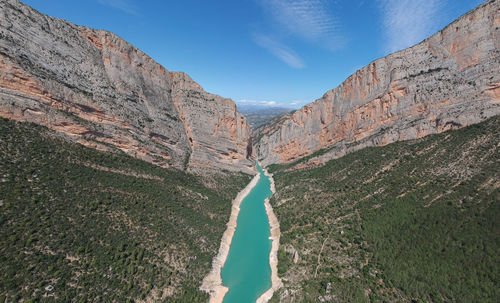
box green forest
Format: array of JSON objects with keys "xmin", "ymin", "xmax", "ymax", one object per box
[
  {"xmin": 1, "ymin": 114, "xmax": 498, "ymax": 303},
  {"xmin": 0, "ymin": 118, "xmax": 251, "ymax": 302},
  {"xmin": 269, "ymin": 115, "xmax": 499, "ymax": 302}
]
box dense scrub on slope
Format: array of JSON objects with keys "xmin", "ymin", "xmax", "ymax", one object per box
[
  {"xmin": 268, "ymin": 115, "xmax": 499, "ymax": 302},
  {"xmin": 0, "ymin": 118, "xmax": 251, "ymax": 302}
]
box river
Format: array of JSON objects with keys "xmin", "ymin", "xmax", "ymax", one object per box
[{"xmin": 221, "ymin": 164, "xmax": 273, "ymax": 303}]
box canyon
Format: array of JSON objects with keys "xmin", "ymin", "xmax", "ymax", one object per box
[
  {"xmin": 255, "ymin": 0, "xmax": 500, "ymax": 168},
  {"xmin": 0, "ymin": 0, "xmax": 499, "ymax": 302},
  {"xmin": 1, "ymin": 0, "xmax": 498, "ymax": 173}
]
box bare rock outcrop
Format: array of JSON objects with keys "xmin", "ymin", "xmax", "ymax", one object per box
[
  {"xmin": 0, "ymin": 0, "xmax": 253, "ymax": 173},
  {"xmin": 255, "ymin": 0, "xmax": 500, "ymax": 167}
]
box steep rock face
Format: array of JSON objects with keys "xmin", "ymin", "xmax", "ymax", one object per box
[
  {"xmin": 256, "ymin": 0, "xmax": 500, "ymax": 167},
  {"xmin": 0, "ymin": 0, "xmax": 253, "ymax": 173}
]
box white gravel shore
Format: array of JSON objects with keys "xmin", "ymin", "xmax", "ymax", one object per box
[
  {"xmin": 201, "ymin": 172, "xmax": 261, "ymax": 303},
  {"xmin": 256, "ymin": 168, "xmax": 283, "ymax": 303}
]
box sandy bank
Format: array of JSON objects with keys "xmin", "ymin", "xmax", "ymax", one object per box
[
  {"xmin": 256, "ymin": 168, "xmax": 283, "ymax": 303},
  {"xmin": 201, "ymin": 172, "xmax": 261, "ymax": 303}
]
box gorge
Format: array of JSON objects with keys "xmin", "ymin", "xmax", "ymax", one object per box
[{"xmin": 0, "ymin": 0, "xmax": 498, "ymax": 302}]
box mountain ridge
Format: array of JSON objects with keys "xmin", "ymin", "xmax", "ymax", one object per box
[
  {"xmin": 255, "ymin": 0, "xmax": 499, "ymax": 167},
  {"xmin": 0, "ymin": 0, "xmax": 254, "ymax": 174}
]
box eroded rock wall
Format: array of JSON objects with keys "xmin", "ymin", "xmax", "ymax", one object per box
[
  {"xmin": 0, "ymin": 0, "xmax": 253, "ymax": 173},
  {"xmin": 256, "ymin": 0, "xmax": 500, "ymax": 167}
]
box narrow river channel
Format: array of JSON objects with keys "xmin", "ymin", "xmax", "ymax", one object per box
[{"xmin": 221, "ymin": 164, "xmax": 273, "ymax": 302}]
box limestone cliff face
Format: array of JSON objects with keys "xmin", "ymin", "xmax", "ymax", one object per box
[
  {"xmin": 0, "ymin": 0, "xmax": 253, "ymax": 173},
  {"xmin": 256, "ymin": 0, "xmax": 500, "ymax": 167}
]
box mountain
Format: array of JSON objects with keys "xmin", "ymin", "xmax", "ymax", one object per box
[
  {"xmin": 255, "ymin": 0, "xmax": 499, "ymax": 168},
  {"xmin": 0, "ymin": 0, "xmax": 256, "ymax": 301},
  {"xmin": 258, "ymin": 2, "xmax": 500, "ymax": 301},
  {"xmin": 267, "ymin": 115, "xmax": 499, "ymax": 302},
  {"xmin": 1, "ymin": 0, "xmax": 499, "ymax": 302},
  {"xmin": 237, "ymin": 104, "xmax": 292, "ymax": 129},
  {"xmin": 0, "ymin": 0, "xmax": 253, "ymax": 174}
]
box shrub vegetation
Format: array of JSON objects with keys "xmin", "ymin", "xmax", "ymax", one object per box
[
  {"xmin": 269, "ymin": 115, "xmax": 499, "ymax": 302},
  {"xmin": 0, "ymin": 118, "xmax": 251, "ymax": 302}
]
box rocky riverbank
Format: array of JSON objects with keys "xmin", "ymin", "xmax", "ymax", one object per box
[
  {"xmin": 201, "ymin": 172, "xmax": 260, "ymax": 303},
  {"xmin": 257, "ymin": 168, "xmax": 283, "ymax": 303}
]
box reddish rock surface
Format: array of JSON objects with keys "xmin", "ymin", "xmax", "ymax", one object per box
[
  {"xmin": 0, "ymin": 0, "xmax": 253, "ymax": 173},
  {"xmin": 255, "ymin": 0, "xmax": 500, "ymax": 167}
]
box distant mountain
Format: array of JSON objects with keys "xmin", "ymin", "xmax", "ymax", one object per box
[{"xmin": 237, "ymin": 104, "xmax": 292, "ymax": 129}]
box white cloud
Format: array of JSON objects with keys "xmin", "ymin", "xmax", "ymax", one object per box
[
  {"xmin": 97, "ymin": 0, "xmax": 139, "ymax": 15},
  {"xmin": 237, "ymin": 99, "xmax": 309, "ymax": 109},
  {"xmin": 253, "ymin": 33, "xmax": 305, "ymax": 68},
  {"xmin": 258, "ymin": 0, "xmax": 345, "ymax": 50},
  {"xmin": 288, "ymin": 99, "xmax": 310, "ymax": 108},
  {"xmin": 237, "ymin": 100, "xmax": 279, "ymax": 106},
  {"xmin": 378, "ymin": 0, "xmax": 443, "ymax": 53}
]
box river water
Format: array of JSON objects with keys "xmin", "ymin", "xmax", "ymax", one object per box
[{"xmin": 221, "ymin": 164, "xmax": 272, "ymax": 302}]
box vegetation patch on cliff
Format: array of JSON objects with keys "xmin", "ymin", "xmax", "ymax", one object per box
[{"xmin": 268, "ymin": 115, "xmax": 499, "ymax": 302}]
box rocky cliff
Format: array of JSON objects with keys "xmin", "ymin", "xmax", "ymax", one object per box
[
  {"xmin": 0, "ymin": 0, "xmax": 253, "ymax": 173},
  {"xmin": 255, "ymin": 0, "xmax": 500, "ymax": 167}
]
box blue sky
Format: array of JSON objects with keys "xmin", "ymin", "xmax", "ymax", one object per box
[{"xmin": 22, "ymin": 0, "xmax": 483, "ymax": 108}]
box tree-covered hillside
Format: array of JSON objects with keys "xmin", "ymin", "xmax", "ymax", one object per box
[
  {"xmin": 269, "ymin": 115, "xmax": 499, "ymax": 302},
  {"xmin": 0, "ymin": 118, "xmax": 251, "ymax": 302}
]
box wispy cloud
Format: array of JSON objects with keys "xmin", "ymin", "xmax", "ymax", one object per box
[
  {"xmin": 258, "ymin": 0, "xmax": 345, "ymax": 50},
  {"xmin": 378, "ymin": 0, "xmax": 443, "ymax": 53},
  {"xmin": 97, "ymin": 0, "xmax": 139, "ymax": 15},
  {"xmin": 357, "ymin": 0, "xmax": 367, "ymax": 8},
  {"xmin": 253, "ymin": 33, "xmax": 305, "ymax": 68}
]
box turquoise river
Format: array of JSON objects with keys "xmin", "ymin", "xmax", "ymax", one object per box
[{"xmin": 221, "ymin": 164, "xmax": 273, "ymax": 302}]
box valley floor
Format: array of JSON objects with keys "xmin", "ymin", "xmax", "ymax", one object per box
[{"xmin": 1, "ymin": 115, "xmax": 498, "ymax": 303}]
